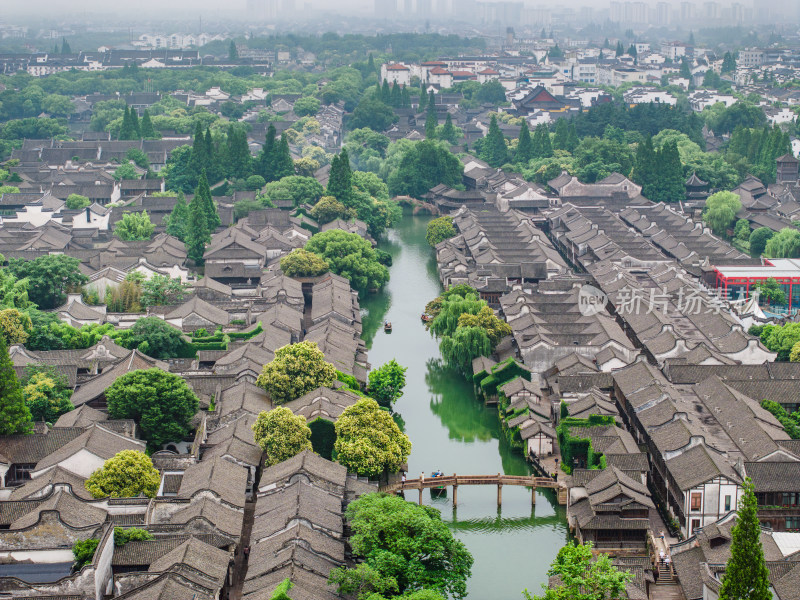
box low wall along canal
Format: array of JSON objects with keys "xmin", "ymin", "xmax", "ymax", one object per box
[{"xmin": 360, "ymin": 213, "xmax": 568, "ymax": 600}]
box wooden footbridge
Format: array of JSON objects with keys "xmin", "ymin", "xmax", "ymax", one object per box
[{"xmin": 381, "ymin": 473, "xmax": 567, "ymax": 506}]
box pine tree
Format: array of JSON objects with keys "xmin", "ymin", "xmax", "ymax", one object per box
[
  {"xmin": 441, "ymin": 113, "xmax": 457, "ymax": 144},
  {"xmin": 483, "ymin": 114, "xmax": 508, "ymax": 167},
  {"xmin": 61, "ymin": 38, "xmax": 71, "ymax": 54},
  {"xmin": 204, "ymin": 127, "xmax": 215, "ymax": 177},
  {"xmin": 721, "ymin": 51, "xmax": 736, "ymax": 74},
  {"xmin": 130, "ymin": 108, "xmax": 141, "ymax": 139},
  {"xmin": 166, "ymin": 191, "xmax": 189, "ymax": 241},
  {"xmin": 516, "ymin": 120, "xmax": 533, "ymax": 163},
  {"xmin": 428, "ymin": 90, "xmax": 435, "ymax": 110},
  {"xmin": 272, "ymin": 135, "xmax": 295, "ymax": 180},
  {"xmin": 615, "ymin": 41, "xmax": 624, "ymax": 56},
  {"xmin": 627, "ymin": 44, "xmax": 637, "ymax": 57},
  {"xmin": 719, "ymin": 478, "xmax": 770, "ymax": 600},
  {"xmin": 257, "ymin": 124, "xmax": 277, "ymax": 181},
  {"xmin": 680, "ymin": 58, "xmax": 692, "ymax": 79},
  {"xmin": 326, "ymin": 150, "xmax": 353, "ymax": 205},
  {"xmin": 425, "ymin": 106, "xmax": 438, "ymax": 139},
  {"xmin": 0, "ymin": 335, "xmax": 31, "ymax": 435},
  {"xmin": 140, "ymin": 110, "xmax": 157, "ymax": 138},
  {"xmin": 400, "ymin": 85, "xmax": 410, "ymax": 108},
  {"xmin": 195, "ymin": 170, "xmax": 220, "ymax": 232},
  {"xmin": 688, "ymin": 30, "xmax": 695, "ymax": 46},
  {"xmin": 566, "ymin": 121, "xmax": 579, "ymax": 153},
  {"xmin": 367, "ymin": 53, "xmax": 375, "ymax": 74},
  {"xmin": 655, "ymin": 140, "xmax": 684, "ymax": 203},
  {"xmin": 186, "ymin": 194, "xmax": 210, "ymax": 265},
  {"xmin": 229, "ymin": 40, "xmax": 238, "ymax": 61}
]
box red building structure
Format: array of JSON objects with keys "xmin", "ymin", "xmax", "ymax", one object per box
[{"xmin": 713, "ymin": 259, "xmax": 800, "ymax": 309}]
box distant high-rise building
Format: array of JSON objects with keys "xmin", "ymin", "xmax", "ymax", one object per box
[
  {"xmin": 655, "ymin": 1, "xmax": 671, "ymax": 25},
  {"xmin": 417, "ymin": 0, "xmax": 432, "ymax": 16},
  {"xmin": 374, "ymin": 0, "xmax": 397, "ymax": 16},
  {"xmin": 610, "ymin": 1, "xmax": 623, "ymax": 22},
  {"xmin": 246, "ymin": 0, "xmax": 280, "ymax": 18},
  {"xmin": 703, "ymin": 1, "xmax": 720, "ymax": 20}
]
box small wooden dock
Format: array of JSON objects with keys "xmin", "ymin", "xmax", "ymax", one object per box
[{"xmin": 381, "ymin": 473, "xmax": 566, "ymax": 506}]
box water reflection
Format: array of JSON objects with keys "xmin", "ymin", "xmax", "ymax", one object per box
[{"xmin": 359, "ymin": 213, "xmax": 568, "ymax": 599}]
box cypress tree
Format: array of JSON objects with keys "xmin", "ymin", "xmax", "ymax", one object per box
[
  {"xmin": 425, "ymin": 106, "xmax": 438, "ymax": 139},
  {"xmin": 553, "ymin": 118, "xmax": 569, "ymax": 151},
  {"xmin": 656, "ymin": 140, "xmax": 684, "ymax": 203},
  {"xmin": 326, "ymin": 150, "xmax": 353, "ymax": 205},
  {"xmin": 516, "ymin": 120, "xmax": 533, "ymax": 163},
  {"xmin": 428, "ymin": 90, "xmax": 435, "ymax": 110},
  {"xmin": 130, "ymin": 108, "xmax": 141, "ymax": 139},
  {"xmin": 615, "ymin": 41, "xmax": 624, "ymax": 56},
  {"xmin": 0, "ymin": 335, "xmax": 31, "ymax": 435},
  {"xmin": 680, "ymin": 58, "xmax": 691, "ymax": 79},
  {"xmin": 229, "ymin": 40, "xmax": 238, "ymax": 61},
  {"xmin": 418, "ymin": 87, "xmax": 428, "ymax": 112},
  {"xmin": 381, "ymin": 80, "xmax": 391, "ymax": 104},
  {"xmin": 166, "ymin": 191, "xmax": 189, "ymax": 241},
  {"xmin": 119, "ymin": 106, "xmax": 134, "ymax": 140},
  {"xmin": 483, "ymin": 114, "xmax": 508, "ymax": 167},
  {"xmin": 367, "ymin": 53, "xmax": 375, "ymax": 74},
  {"xmin": 272, "ymin": 135, "xmax": 295, "ymax": 180},
  {"xmin": 401, "ymin": 85, "xmax": 410, "ymax": 108},
  {"xmin": 718, "ymin": 478, "xmax": 770, "ymax": 600},
  {"xmin": 441, "ymin": 113, "xmax": 457, "ymax": 144},
  {"xmin": 634, "ymin": 137, "xmax": 658, "ymax": 200},
  {"xmin": 140, "ymin": 110, "xmax": 157, "ymax": 138},
  {"xmin": 61, "ymin": 38, "xmax": 71, "ymax": 54},
  {"xmin": 186, "ymin": 194, "xmax": 210, "ymax": 265},
  {"xmin": 227, "ymin": 126, "xmax": 252, "ymax": 180},
  {"xmin": 390, "ymin": 82, "xmax": 401, "ymax": 107},
  {"xmin": 258, "ymin": 124, "xmax": 277, "ymax": 181},
  {"xmin": 536, "ymin": 124, "xmax": 552, "ymax": 158},
  {"xmin": 190, "ymin": 122, "xmax": 208, "ymax": 181},
  {"xmin": 566, "ymin": 122, "xmax": 579, "ymax": 153},
  {"xmin": 195, "ymin": 170, "xmax": 220, "ymax": 231}
]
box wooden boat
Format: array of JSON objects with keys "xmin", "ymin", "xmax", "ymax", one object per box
[
  {"xmin": 430, "ymin": 472, "xmax": 447, "ymax": 496},
  {"xmin": 384, "ymin": 321, "xmax": 392, "ymax": 332},
  {"xmin": 421, "ymin": 313, "xmax": 432, "ymax": 323}
]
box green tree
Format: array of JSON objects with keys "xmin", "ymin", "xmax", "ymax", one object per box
[
  {"xmin": 721, "ymin": 52, "xmax": 736, "ymax": 74},
  {"xmin": 327, "ymin": 150, "xmax": 354, "ymax": 205},
  {"xmin": 273, "ymin": 135, "xmax": 295, "ymax": 180},
  {"xmin": 387, "ymin": 140, "xmax": 463, "ymax": 198},
  {"xmin": 334, "ymin": 398, "xmax": 412, "ymax": 477},
  {"xmin": 256, "ymin": 341, "xmax": 337, "ymax": 404},
  {"xmin": 425, "ymin": 106, "xmax": 438, "ymax": 140},
  {"xmin": 633, "ymin": 137, "xmax": 658, "ymax": 200},
  {"xmin": 257, "ymin": 124, "xmax": 277, "ymax": 181},
  {"xmin": 114, "ymin": 211, "xmax": 154, "ymax": 241},
  {"xmin": 264, "ymin": 176, "xmax": 324, "ymax": 207},
  {"xmin": 457, "ymin": 305, "xmax": 512, "ymax": 346},
  {"xmin": 311, "ymin": 196, "xmax": 354, "ymax": 225},
  {"xmin": 482, "ymin": 115, "xmax": 507, "ymax": 167},
  {"xmin": 195, "ymin": 170, "xmax": 220, "ymax": 232},
  {"xmin": 305, "ymin": 229, "xmax": 389, "ymax": 293},
  {"xmin": 516, "ymin": 120, "xmax": 533, "ymax": 163},
  {"xmin": 73, "ymin": 539, "xmax": 99, "ymax": 569},
  {"xmin": 440, "ymin": 113, "xmax": 457, "ymax": 144},
  {"xmin": 293, "ymin": 96, "xmax": 321, "ymax": 117},
  {"xmin": 280, "ymin": 248, "xmax": 330, "ymax": 277},
  {"xmin": 0, "ymin": 308, "xmax": 32, "ymax": 346},
  {"xmin": 532, "ymin": 124, "xmax": 553, "ymax": 159},
  {"xmin": 0, "ymin": 335, "xmax": 32, "ymax": 435},
  {"xmin": 227, "ymin": 125, "xmax": 253, "ymax": 180},
  {"xmin": 119, "ymin": 106, "xmax": 136, "ymax": 140},
  {"xmin": 759, "ymin": 323, "xmax": 800, "ymax": 360},
  {"xmin": 113, "ymin": 160, "xmax": 138, "ymax": 181},
  {"xmin": 765, "ymin": 228, "xmax": 800, "ymax": 259},
  {"xmin": 65, "ymin": 194, "xmax": 90, "ymax": 210},
  {"xmin": 140, "ymin": 110, "xmax": 157, "ymax": 139},
  {"xmin": 718, "ymin": 478, "xmax": 770, "ymax": 600},
  {"xmin": 734, "ymin": 218, "xmax": 751, "ymax": 241},
  {"xmin": 750, "ymin": 227, "xmax": 774, "ymax": 256},
  {"xmin": 8, "ymin": 255, "xmax": 87, "ymax": 309},
  {"xmin": 752, "ymin": 278, "xmax": 786, "ymax": 305},
  {"xmin": 114, "ymin": 527, "xmax": 154, "ymax": 546},
  {"xmin": 429, "ymin": 289, "xmax": 486, "ymax": 338},
  {"xmin": 106, "ymin": 368, "xmax": 199, "ymax": 449},
  {"xmin": 140, "ymin": 275, "xmax": 189, "ymax": 307},
  {"xmin": 702, "ymin": 191, "xmax": 742, "ymax": 236},
  {"xmin": 85, "ymin": 450, "xmax": 161, "ymax": 499},
  {"xmin": 229, "ymin": 40, "xmax": 238, "ymax": 60},
  {"xmin": 368, "ymin": 359, "xmax": 407, "ymax": 409},
  {"xmin": 654, "ymin": 140, "xmax": 685, "ymax": 203},
  {"xmin": 252, "ymin": 406, "xmax": 313, "ymax": 467},
  {"xmin": 680, "ymin": 58, "xmax": 691, "ymax": 78},
  {"xmin": 119, "ymin": 317, "xmax": 191, "ymax": 359},
  {"xmin": 426, "ymin": 216, "xmax": 457, "ymax": 246},
  {"xmin": 351, "ymin": 96, "xmax": 397, "ymax": 131},
  {"xmin": 166, "ymin": 192, "xmax": 189, "ymax": 241},
  {"xmin": 439, "ymin": 326, "xmax": 492, "ymax": 374},
  {"xmin": 185, "ymin": 193, "xmax": 210, "ymax": 264},
  {"xmin": 332, "ymin": 493, "xmax": 472, "ymax": 598},
  {"xmin": 523, "ymin": 542, "xmax": 632, "ymax": 600},
  {"xmin": 22, "ymin": 370, "xmax": 73, "ymax": 423},
  {"xmin": 246, "ymin": 175, "xmax": 266, "ymax": 190}
]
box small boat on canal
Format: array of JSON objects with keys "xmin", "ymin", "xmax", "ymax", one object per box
[
  {"xmin": 421, "ymin": 313, "xmax": 432, "ymax": 323},
  {"xmin": 384, "ymin": 321, "xmax": 393, "ymax": 332},
  {"xmin": 430, "ymin": 470, "xmax": 447, "ymax": 497}
]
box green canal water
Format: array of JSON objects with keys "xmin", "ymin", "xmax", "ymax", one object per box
[{"xmin": 360, "ymin": 213, "xmax": 569, "ymax": 600}]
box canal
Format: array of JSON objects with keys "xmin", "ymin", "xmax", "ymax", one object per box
[{"xmin": 360, "ymin": 213, "xmax": 569, "ymax": 600}]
